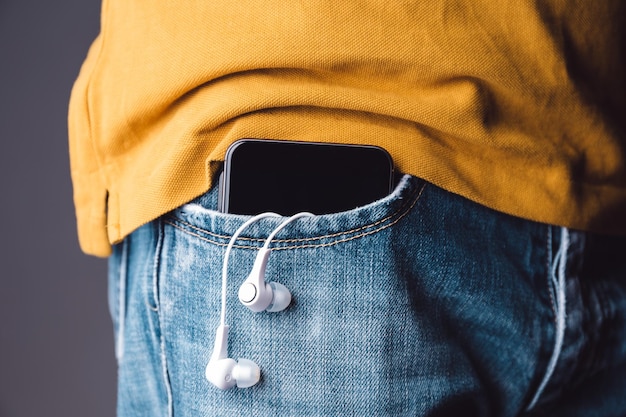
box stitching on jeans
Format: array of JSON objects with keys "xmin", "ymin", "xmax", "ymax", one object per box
[
  {"xmin": 171, "ymin": 205, "xmax": 399, "ymax": 244},
  {"xmin": 526, "ymin": 227, "xmax": 570, "ymax": 411},
  {"xmin": 115, "ymin": 238, "xmax": 128, "ymax": 361},
  {"xmin": 153, "ymin": 219, "xmax": 174, "ymax": 417},
  {"xmin": 164, "ymin": 182, "xmax": 425, "ymax": 250},
  {"xmin": 168, "ymin": 181, "xmax": 424, "ymax": 244},
  {"xmin": 546, "ymin": 226, "xmax": 557, "ymax": 317},
  {"xmin": 147, "ymin": 220, "xmax": 164, "ymax": 312}
]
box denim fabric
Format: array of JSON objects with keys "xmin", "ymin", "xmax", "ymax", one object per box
[{"xmin": 108, "ymin": 175, "xmax": 626, "ymax": 417}]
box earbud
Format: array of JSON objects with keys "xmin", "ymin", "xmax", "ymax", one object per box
[
  {"xmin": 237, "ymin": 212, "xmax": 313, "ymax": 313},
  {"xmin": 238, "ymin": 248, "xmax": 292, "ymax": 312},
  {"xmin": 205, "ymin": 325, "xmax": 260, "ymax": 389}
]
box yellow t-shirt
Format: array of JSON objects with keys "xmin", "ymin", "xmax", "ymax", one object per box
[{"xmin": 69, "ymin": 1, "xmax": 626, "ymax": 257}]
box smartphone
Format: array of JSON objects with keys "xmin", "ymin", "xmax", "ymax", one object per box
[{"xmin": 219, "ymin": 139, "xmax": 394, "ymax": 215}]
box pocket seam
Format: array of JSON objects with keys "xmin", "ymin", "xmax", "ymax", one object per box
[
  {"xmin": 153, "ymin": 219, "xmax": 174, "ymax": 416},
  {"xmin": 164, "ymin": 182, "xmax": 425, "ymax": 250}
]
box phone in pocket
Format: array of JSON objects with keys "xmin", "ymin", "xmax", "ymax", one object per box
[{"xmin": 218, "ymin": 139, "xmax": 394, "ymax": 215}]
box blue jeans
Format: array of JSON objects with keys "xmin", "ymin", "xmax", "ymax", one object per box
[{"xmin": 108, "ymin": 175, "xmax": 626, "ymax": 416}]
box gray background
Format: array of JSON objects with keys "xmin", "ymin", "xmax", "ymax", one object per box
[{"xmin": 0, "ymin": 0, "xmax": 115, "ymax": 416}]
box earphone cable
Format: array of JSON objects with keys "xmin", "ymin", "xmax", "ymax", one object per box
[
  {"xmin": 220, "ymin": 212, "xmax": 280, "ymax": 326},
  {"xmin": 220, "ymin": 211, "xmax": 315, "ymax": 325},
  {"xmin": 261, "ymin": 212, "xmax": 314, "ymax": 250}
]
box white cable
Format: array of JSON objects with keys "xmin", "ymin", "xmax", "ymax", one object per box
[
  {"xmin": 220, "ymin": 211, "xmax": 314, "ymax": 325},
  {"xmin": 220, "ymin": 213, "xmax": 280, "ymax": 326},
  {"xmin": 261, "ymin": 212, "xmax": 314, "ymax": 250}
]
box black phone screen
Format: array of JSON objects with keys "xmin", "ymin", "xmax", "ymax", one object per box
[{"xmin": 219, "ymin": 139, "xmax": 394, "ymax": 215}]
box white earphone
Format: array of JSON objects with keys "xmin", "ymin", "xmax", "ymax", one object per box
[
  {"xmin": 205, "ymin": 212, "xmax": 313, "ymax": 390},
  {"xmin": 205, "ymin": 324, "xmax": 260, "ymax": 389},
  {"xmin": 238, "ymin": 211, "xmax": 312, "ymax": 313}
]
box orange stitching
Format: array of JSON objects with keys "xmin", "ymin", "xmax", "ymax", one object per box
[{"xmin": 164, "ymin": 182, "xmax": 425, "ymax": 250}]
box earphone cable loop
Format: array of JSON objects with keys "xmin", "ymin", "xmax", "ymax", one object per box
[
  {"xmin": 262, "ymin": 212, "xmax": 315, "ymax": 250},
  {"xmin": 220, "ymin": 213, "xmax": 280, "ymax": 325}
]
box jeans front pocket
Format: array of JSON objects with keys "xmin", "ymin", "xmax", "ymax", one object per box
[
  {"xmin": 127, "ymin": 174, "xmax": 557, "ymax": 417},
  {"xmin": 155, "ymin": 175, "xmax": 432, "ymax": 416}
]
